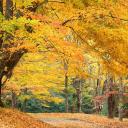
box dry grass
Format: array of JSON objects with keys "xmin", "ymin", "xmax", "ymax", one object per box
[
  {"xmin": 0, "ymin": 108, "xmax": 57, "ymax": 128},
  {"xmin": 29, "ymin": 113, "xmax": 128, "ymax": 128}
]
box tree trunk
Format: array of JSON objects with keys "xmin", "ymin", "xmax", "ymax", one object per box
[
  {"xmin": 94, "ymin": 63, "xmax": 102, "ymax": 114},
  {"xmin": 108, "ymin": 94, "xmax": 115, "ymax": 118},
  {"xmin": 71, "ymin": 94, "xmax": 76, "ymax": 113},
  {"xmin": 0, "ymin": 80, "xmax": 4, "ymax": 107},
  {"xmin": 118, "ymin": 77, "xmax": 124, "ymax": 121},
  {"xmin": 65, "ymin": 74, "xmax": 69, "ymax": 113},
  {"xmin": 0, "ymin": 0, "xmax": 4, "ymax": 107},
  {"xmin": 0, "ymin": 0, "xmax": 3, "ymax": 13},
  {"xmin": 77, "ymin": 80, "xmax": 82, "ymax": 113},
  {"xmin": 11, "ymin": 91, "xmax": 17, "ymax": 108},
  {"xmin": 96, "ymin": 63, "xmax": 101, "ymax": 95},
  {"xmin": 96, "ymin": 79, "xmax": 100, "ymax": 95},
  {"xmin": 72, "ymin": 78, "xmax": 83, "ymax": 113},
  {"xmin": 0, "ymin": 85, "xmax": 3, "ymax": 107},
  {"xmin": 5, "ymin": 0, "xmax": 13, "ymax": 19},
  {"xmin": 0, "ymin": 0, "xmax": 3, "ymax": 48},
  {"xmin": 107, "ymin": 77, "xmax": 115, "ymax": 118}
]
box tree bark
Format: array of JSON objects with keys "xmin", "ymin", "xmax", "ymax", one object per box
[
  {"xmin": 0, "ymin": 0, "xmax": 3, "ymax": 48},
  {"xmin": 96, "ymin": 79, "xmax": 100, "ymax": 95},
  {"xmin": 118, "ymin": 77, "xmax": 124, "ymax": 121},
  {"xmin": 107, "ymin": 77, "xmax": 115, "ymax": 118},
  {"xmin": 11, "ymin": 91, "xmax": 17, "ymax": 108},
  {"xmin": 0, "ymin": 0, "xmax": 3, "ymax": 13},
  {"xmin": 108, "ymin": 94, "xmax": 115, "ymax": 118},
  {"xmin": 72, "ymin": 78, "xmax": 82, "ymax": 113},
  {"xmin": 65, "ymin": 74, "xmax": 69, "ymax": 113},
  {"xmin": 0, "ymin": 79, "xmax": 4, "ymax": 107},
  {"xmin": 71, "ymin": 94, "xmax": 76, "ymax": 113},
  {"xmin": 94, "ymin": 63, "xmax": 101, "ymax": 114},
  {"xmin": 5, "ymin": 0, "xmax": 13, "ymax": 19},
  {"xmin": 77, "ymin": 80, "xmax": 82, "ymax": 113},
  {"xmin": 97, "ymin": 63, "xmax": 101, "ymax": 95},
  {"xmin": 0, "ymin": 0, "xmax": 4, "ymax": 107}
]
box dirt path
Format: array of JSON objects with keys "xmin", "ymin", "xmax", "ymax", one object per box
[
  {"xmin": 29, "ymin": 113, "xmax": 128, "ymax": 128},
  {"xmin": 40, "ymin": 118, "xmax": 106, "ymax": 128}
]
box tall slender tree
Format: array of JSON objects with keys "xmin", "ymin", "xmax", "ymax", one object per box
[
  {"xmin": 0, "ymin": 0, "xmax": 3, "ymax": 13},
  {"xmin": 64, "ymin": 60, "xmax": 69, "ymax": 112},
  {"xmin": 5, "ymin": 0, "xmax": 13, "ymax": 19},
  {"xmin": 0, "ymin": 0, "xmax": 3, "ymax": 107},
  {"xmin": 107, "ymin": 77, "xmax": 116, "ymax": 118},
  {"xmin": 118, "ymin": 77, "xmax": 124, "ymax": 121},
  {"xmin": 72, "ymin": 77, "xmax": 82, "ymax": 113}
]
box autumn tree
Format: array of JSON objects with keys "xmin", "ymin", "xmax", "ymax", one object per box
[
  {"xmin": 0, "ymin": 0, "xmax": 39, "ymax": 107},
  {"xmin": 60, "ymin": 0, "xmax": 128, "ymax": 119},
  {"xmin": 0, "ymin": 0, "xmax": 127, "ymax": 121}
]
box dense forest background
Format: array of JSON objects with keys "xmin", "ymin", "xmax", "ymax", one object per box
[{"xmin": 0, "ymin": 0, "xmax": 128, "ymax": 122}]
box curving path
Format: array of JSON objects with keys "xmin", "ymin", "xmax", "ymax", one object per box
[
  {"xmin": 40, "ymin": 117, "xmax": 107, "ymax": 128},
  {"xmin": 29, "ymin": 113, "xmax": 128, "ymax": 128}
]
